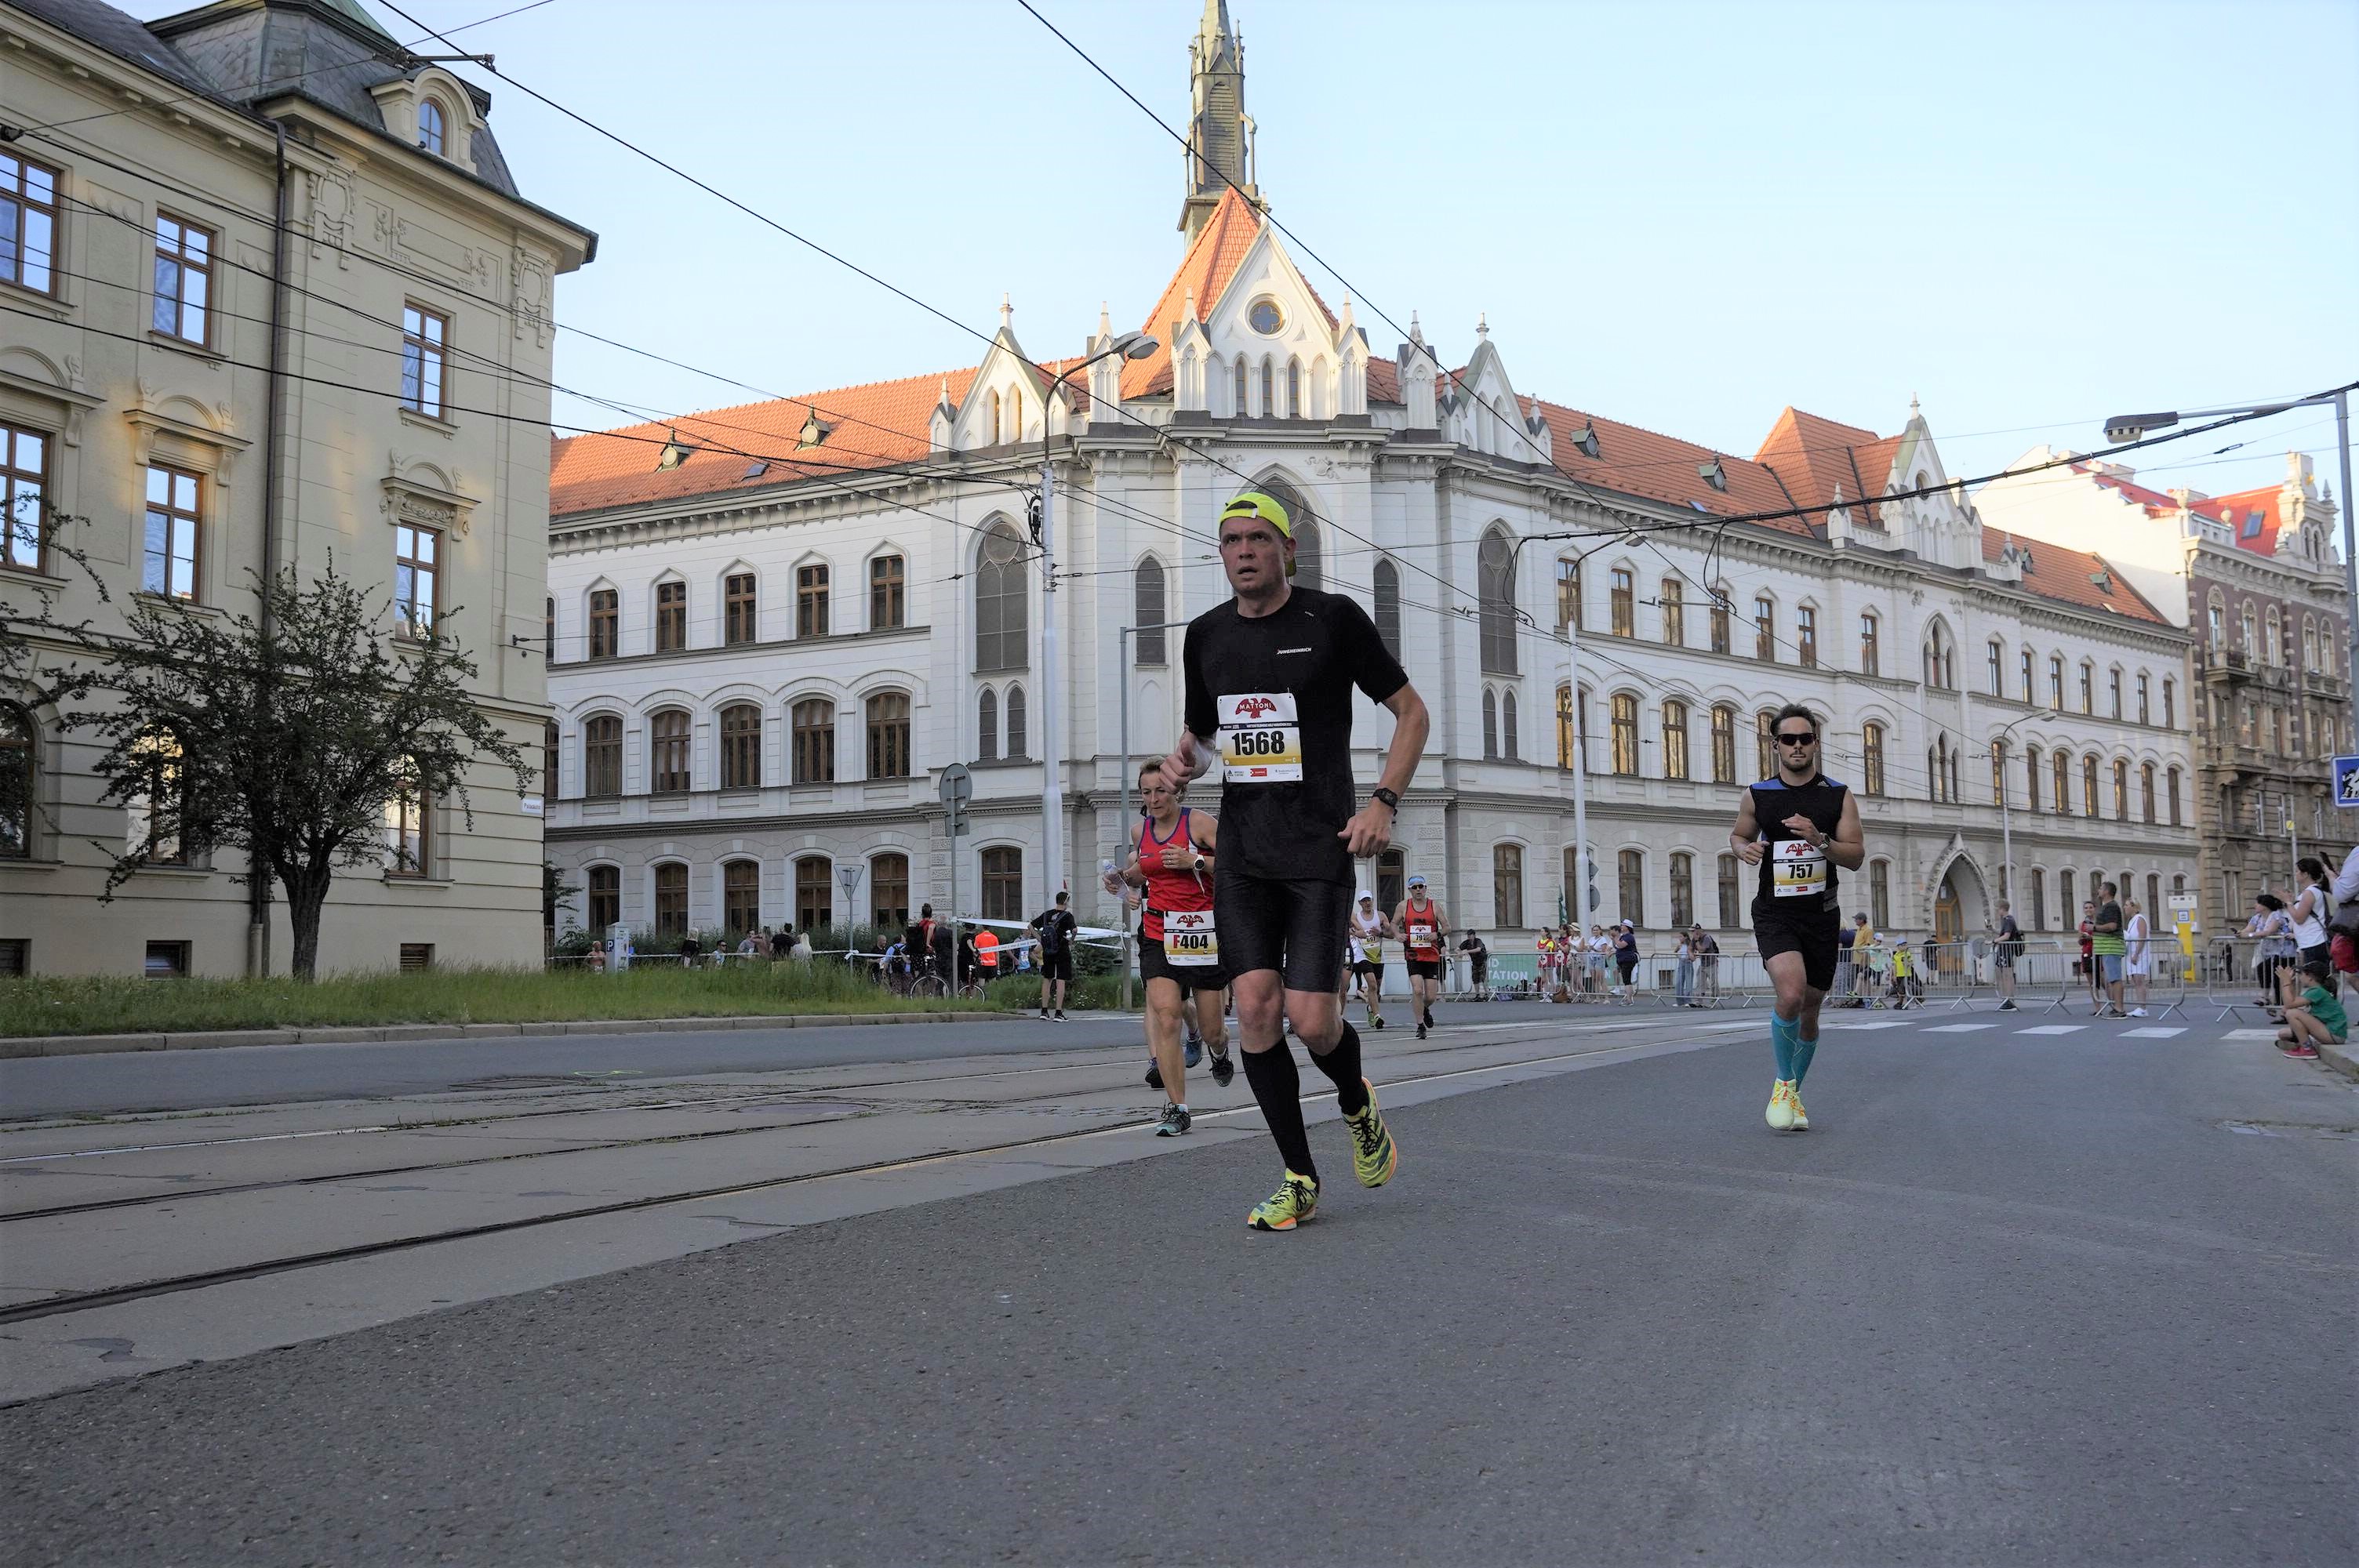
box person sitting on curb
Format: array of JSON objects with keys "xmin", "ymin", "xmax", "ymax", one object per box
[{"xmin": 2275, "ymin": 958, "xmax": 2346, "ymax": 1060}]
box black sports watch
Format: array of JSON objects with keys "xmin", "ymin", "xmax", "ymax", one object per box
[{"xmin": 1372, "ymin": 787, "xmax": 1400, "ymax": 811}]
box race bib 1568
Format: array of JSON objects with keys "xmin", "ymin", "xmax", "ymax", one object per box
[
  {"xmin": 1772, "ymin": 838, "xmax": 1826, "ymax": 898},
  {"xmin": 1165, "ymin": 909, "xmax": 1219, "ymax": 966},
  {"xmin": 1216, "ymin": 692, "xmax": 1303, "ymax": 783}
]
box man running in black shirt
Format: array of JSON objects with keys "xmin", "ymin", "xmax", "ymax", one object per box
[
  {"xmin": 1729, "ymin": 702, "xmax": 1863, "ymax": 1133},
  {"xmin": 1164, "ymin": 490, "xmax": 1430, "ymax": 1232}
]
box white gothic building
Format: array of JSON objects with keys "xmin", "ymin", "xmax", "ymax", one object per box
[{"xmin": 543, "ymin": 2, "xmax": 2198, "ymax": 956}]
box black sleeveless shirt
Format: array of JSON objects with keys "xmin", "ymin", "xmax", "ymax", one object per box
[{"xmin": 1746, "ymin": 772, "xmax": 1849, "ymax": 916}]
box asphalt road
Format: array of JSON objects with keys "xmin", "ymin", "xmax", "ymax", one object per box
[{"xmin": 3, "ymin": 1013, "xmax": 2350, "ymax": 1566}]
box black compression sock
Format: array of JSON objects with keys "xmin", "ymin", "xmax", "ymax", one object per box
[
  {"xmin": 1309, "ymin": 1019, "xmax": 1369, "ymax": 1115},
  {"xmin": 1241, "ymin": 1044, "xmax": 1316, "ymax": 1181}
]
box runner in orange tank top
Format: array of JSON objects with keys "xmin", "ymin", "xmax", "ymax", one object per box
[
  {"xmin": 1106, "ymin": 761, "xmax": 1234, "ymax": 1134},
  {"xmin": 1394, "ymin": 878, "xmax": 1449, "ymax": 1040}
]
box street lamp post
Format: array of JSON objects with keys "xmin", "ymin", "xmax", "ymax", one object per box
[
  {"xmin": 1993, "ymin": 710, "xmax": 2060, "ymax": 915},
  {"xmin": 2103, "ymin": 393, "xmax": 2358, "ymax": 687},
  {"xmin": 1038, "ymin": 330, "xmax": 1158, "ymax": 913}
]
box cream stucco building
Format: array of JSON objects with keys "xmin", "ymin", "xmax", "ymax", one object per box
[
  {"xmin": 0, "ymin": 0, "xmax": 592, "ymax": 977},
  {"xmin": 540, "ymin": 2, "xmax": 2199, "ymax": 961}
]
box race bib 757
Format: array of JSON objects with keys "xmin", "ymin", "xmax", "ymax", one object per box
[
  {"xmin": 1772, "ymin": 839, "xmax": 1826, "ymax": 898},
  {"xmin": 1217, "ymin": 692, "xmax": 1303, "ymax": 783}
]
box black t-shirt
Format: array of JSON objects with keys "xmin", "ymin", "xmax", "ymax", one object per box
[
  {"xmin": 1030, "ymin": 909, "xmax": 1076, "ymax": 956},
  {"xmin": 1182, "ymin": 587, "xmax": 1408, "ymax": 885},
  {"xmin": 1997, "ymin": 913, "xmax": 2023, "ymax": 954},
  {"xmin": 1745, "ymin": 772, "xmax": 1849, "ymax": 916}
]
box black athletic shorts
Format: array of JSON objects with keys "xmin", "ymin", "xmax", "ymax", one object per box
[
  {"xmin": 1214, "ymin": 868, "xmax": 1350, "ymax": 993},
  {"xmin": 1752, "ymin": 903, "xmax": 1843, "ymax": 992},
  {"xmin": 1139, "ymin": 934, "xmax": 1228, "ymax": 993},
  {"xmin": 1037, "ymin": 950, "xmax": 1074, "ymax": 982},
  {"xmin": 1350, "ymin": 957, "xmax": 1379, "ymax": 978},
  {"xmin": 1405, "ymin": 957, "xmax": 1441, "ymax": 981}
]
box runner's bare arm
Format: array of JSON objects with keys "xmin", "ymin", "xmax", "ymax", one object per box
[
  {"xmin": 1826, "ymin": 790, "xmax": 1866, "ymax": 870},
  {"xmin": 1728, "ymin": 790, "xmax": 1765, "ymax": 865},
  {"xmin": 1342, "ymin": 683, "xmax": 1430, "ymax": 857}
]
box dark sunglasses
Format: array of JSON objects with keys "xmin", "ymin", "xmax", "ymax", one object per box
[{"xmin": 1775, "ymin": 731, "xmax": 1819, "ymax": 746}]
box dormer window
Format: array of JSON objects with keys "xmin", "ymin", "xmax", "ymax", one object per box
[
  {"xmin": 1698, "ymin": 458, "xmax": 1727, "ymax": 492},
  {"xmin": 655, "ymin": 430, "xmax": 689, "ymax": 471},
  {"xmin": 2238, "ymin": 511, "xmax": 2263, "ymax": 539},
  {"xmin": 797, "ymin": 410, "xmax": 831, "ymax": 451},
  {"xmin": 418, "ymin": 97, "xmax": 446, "ymax": 157},
  {"xmin": 1568, "ymin": 423, "xmax": 1601, "ymax": 459}
]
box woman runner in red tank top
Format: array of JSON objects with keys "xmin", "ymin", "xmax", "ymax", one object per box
[{"xmin": 1107, "ymin": 761, "xmax": 1234, "ymax": 1134}]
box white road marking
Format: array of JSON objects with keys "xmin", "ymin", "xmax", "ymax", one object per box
[
  {"xmin": 2123, "ymin": 1026, "xmax": 2188, "ymax": 1039},
  {"xmin": 2016, "ymin": 1025, "xmax": 2085, "ymax": 1036},
  {"xmin": 1827, "ymin": 1021, "xmax": 1908, "ymax": 1032},
  {"xmin": 1925, "ymin": 1024, "xmax": 1996, "ymax": 1033},
  {"xmin": 2223, "ymin": 1028, "xmax": 2279, "ymax": 1040}
]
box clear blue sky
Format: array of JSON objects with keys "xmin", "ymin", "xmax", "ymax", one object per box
[{"xmin": 164, "ymin": 1, "xmax": 2359, "ymax": 502}]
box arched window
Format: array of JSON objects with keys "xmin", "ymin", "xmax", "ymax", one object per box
[
  {"xmin": 2112, "ymin": 758, "xmax": 2129, "ymax": 818},
  {"xmin": 1617, "ymin": 849, "xmax": 1645, "ymax": 927},
  {"xmin": 583, "ymin": 713, "xmax": 621, "ymax": 797},
  {"xmin": 1292, "ymin": 521, "xmax": 1322, "ymax": 592},
  {"xmin": 1005, "ymin": 683, "xmax": 1027, "ymax": 758},
  {"xmin": 1260, "ymin": 358, "xmax": 1274, "ymax": 417},
  {"xmin": 974, "ymin": 521, "xmax": 1027, "ymax": 671},
  {"xmin": 2081, "ymin": 753, "xmax": 2099, "ymax": 817},
  {"xmin": 1868, "ymin": 858, "xmax": 1891, "ymax": 931},
  {"xmin": 652, "ymin": 862, "xmax": 688, "ymax": 937},
  {"xmin": 1755, "ymin": 708, "xmax": 1776, "ymax": 781},
  {"xmin": 791, "ymin": 698, "xmax": 834, "ymax": 783},
  {"xmin": 1754, "ymin": 594, "xmax": 1776, "ymax": 662},
  {"xmin": 1610, "ymin": 567, "xmax": 1634, "ymax": 637},
  {"xmin": 2206, "ymin": 593, "xmax": 2226, "ymax": 651},
  {"xmin": 417, "ymin": 96, "xmax": 445, "ymax": 156},
  {"xmin": 1710, "ymin": 585, "xmax": 1732, "ymax": 655},
  {"xmin": 543, "ymin": 720, "xmax": 558, "ymax": 802},
  {"xmin": 1862, "ymin": 722, "xmax": 1885, "ymax": 797},
  {"xmin": 0, "ymin": 703, "xmax": 33, "ymax": 858},
  {"xmin": 2166, "ymin": 766, "xmax": 2183, "ymax": 826},
  {"xmin": 649, "ymin": 709, "xmax": 691, "ymax": 794},
  {"xmin": 1502, "ymin": 689, "xmax": 1520, "ymax": 762},
  {"xmin": 1710, "ymin": 704, "xmax": 1736, "ymax": 783},
  {"xmin": 795, "ymin": 855, "xmax": 833, "ymax": 931},
  {"xmin": 871, "ymin": 852, "xmax": 910, "ymax": 928},
  {"xmin": 1482, "ymin": 688, "xmax": 1499, "ymax": 761},
  {"xmin": 1478, "ymin": 527, "xmax": 1517, "ymax": 675},
  {"xmin": 1555, "ymin": 558, "xmax": 1581, "ymax": 633},
  {"xmin": 1990, "ymin": 739, "xmax": 2008, "ymax": 807},
  {"xmin": 1555, "ymin": 683, "xmax": 1578, "ymax": 770},
  {"xmin": 1859, "ymin": 611, "xmax": 1881, "ymax": 676},
  {"xmin": 2241, "ymin": 602, "xmax": 2257, "ymax": 656},
  {"xmin": 1717, "ymin": 852, "xmax": 1741, "ymax": 927},
  {"xmin": 1923, "ymin": 620, "xmax": 1954, "ymax": 688},
  {"xmin": 976, "ymin": 687, "xmax": 999, "ymax": 762},
  {"xmin": 2137, "ymin": 673, "xmax": 2150, "ymax": 724},
  {"xmin": 2053, "ymin": 748, "xmax": 2070, "ymax": 814},
  {"xmin": 985, "ymin": 390, "xmax": 1001, "ymax": 446},
  {"xmin": 1233, "ymin": 358, "xmax": 1248, "ymax": 417},
  {"xmin": 1007, "ymin": 388, "xmax": 1022, "ymax": 441},
  {"xmin": 586, "ymin": 864, "xmax": 620, "ymax": 934},
  {"xmin": 1494, "ymin": 844, "xmax": 1525, "ymax": 929},
  {"xmin": 722, "ymin": 859, "xmax": 761, "ymax": 937},
  {"xmin": 126, "ymin": 727, "xmax": 188, "ymax": 865},
  {"xmin": 1610, "ymin": 693, "xmax": 1640, "ymax": 775},
  {"xmin": 2026, "ymin": 744, "xmax": 2041, "ymax": 811},
  {"xmin": 866, "ymin": 691, "xmax": 911, "ymax": 779},
  {"xmin": 1133, "ymin": 557, "xmax": 1168, "ymax": 666},
  {"xmin": 2265, "ymin": 607, "xmax": 2281, "ymax": 664},
  {"xmin": 719, "ymin": 703, "xmax": 761, "ymax": 789},
  {"xmin": 2078, "ymin": 660, "xmax": 2094, "ymax": 714},
  {"xmin": 1661, "ymin": 699, "xmax": 1689, "ymax": 780},
  {"xmin": 2030, "ymin": 867, "xmax": 2047, "ymax": 930},
  {"xmin": 1796, "ymin": 605, "xmax": 1818, "ymax": 667},
  {"xmin": 1986, "ymin": 639, "xmax": 2004, "ymax": 695},
  {"xmin": 2048, "ymin": 655, "xmax": 2065, "ymax": 709},
  {"xmin": 2140, "ymin": 762, "xmax": 2156, "ymax": 824},
  {"xmin": 1669, "ymin": 851, "xmax": 1694, "ymax": 928},
  {"xmin": 1287, "ymin": 358, "xmax": 1302, "ymax": 417},
  {"xmin": 1659, "ymin": 578, "xmax": 1685, "ymax": 644},
  {"xmin": 1373, "ymin": 559, "xmax": 1402, "ymax": 657}
]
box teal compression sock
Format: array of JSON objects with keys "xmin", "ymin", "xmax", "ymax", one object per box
[
  {"xmin": 1769, "ymin": 1009, "xmax": 1797, "ymax": 1082},
  {"xmin": 1790, "ymin": 1029, "xmax": 1817, "ymax": 1088}
]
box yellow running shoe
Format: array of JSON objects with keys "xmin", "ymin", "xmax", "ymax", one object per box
[
  {"xmin": 1765, "ymin": 1079, "xmax": 1797, "ymax": 1131},
  {"xmin": 1343, "ymin": 1077, "xmax": 1398, "ymax": 1188},
  {"xmin": 1788, "ymin": 1086, "xmax": 1809, "ymax": 1131},
  {"xmin": 1247, "ymin": 1171, "xmax": 1319, "ymax": 1232}
]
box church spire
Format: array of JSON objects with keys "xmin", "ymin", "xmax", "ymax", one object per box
[{"xmin": 1179, "ymin": 0, "xmax": 1259, "ymax": 242}]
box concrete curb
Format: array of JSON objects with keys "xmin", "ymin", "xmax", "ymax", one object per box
[
  {"xmin": 0, "ymin": 1009, "xmax": 1020, "ymax": 1060},
  {"xmin": 2314, "ymin": 1037, "xmax": 2359, "ymax": 1083}
]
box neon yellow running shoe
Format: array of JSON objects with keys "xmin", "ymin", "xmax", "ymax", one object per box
[
  {"xmin": 1765, "ymin": 1079, "xmax": 1797, "ymax": 1131},
  {"xmin": 1247, "ymin": 1171, "xmax": 1319, "ymax": 1232},
  {"xmin": 1788, "ymin": 1086, "xmax": 1808, "ymax": 1131},
  {"xmin": 1343, "ymin": 1077, "xmax": 1398, "ymax": 1188}
]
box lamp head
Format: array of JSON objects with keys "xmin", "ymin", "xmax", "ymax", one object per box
[
  {"xmin": 2104, "ymin": 411, "xmax": 2178, "ymax": 445},
  {"xmin": 1112, "ymin": 330, "xmax": 1160, "ymax": 361}
]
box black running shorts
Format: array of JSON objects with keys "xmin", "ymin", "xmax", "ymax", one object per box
[
  {"xmin": 1214, "ymin": 868, "xmax": 1350, "ymax": 993},
  {"xmin": 1752, "ymin": 904, "xmax": 1843, "ymax": 993},
  {"xmin": 1405, "ymin": 957, "xmax": 1441, "ymax": 981},
  {"xmin": 1139, "ymin": 934, "xmax": 1228, "ymax": 993},
  {"xmin": 1037, "ymin": 950, "xmax": 1074, "ymax": 982}
]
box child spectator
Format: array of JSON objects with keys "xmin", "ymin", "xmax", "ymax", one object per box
[{"xmin": 2275, "ymin": 959, "xmax": 2346, "ymax": 1060}]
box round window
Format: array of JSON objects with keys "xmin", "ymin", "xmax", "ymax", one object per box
[{"xmin": 1249, "ymin": 298, "xmax": 1284, "ymax": 335}]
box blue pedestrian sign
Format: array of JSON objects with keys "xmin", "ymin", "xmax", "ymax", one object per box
[{"xmin": 2334, "ymin": 755, "xmax": 2359, "ymax": 808}]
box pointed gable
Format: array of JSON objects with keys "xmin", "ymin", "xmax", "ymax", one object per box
[
  {"xmin": 1121, "ymin": 187, "xmax": 1337, "ymax": 399},
  {"xmin": 1754, "ymin": 407, "xmax": 1900, "ymax": 529}
]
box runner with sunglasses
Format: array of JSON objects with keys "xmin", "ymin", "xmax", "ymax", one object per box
[{"xmin": 1728, "ymin": 702, "xmax": 1864, "ymax": 1132}]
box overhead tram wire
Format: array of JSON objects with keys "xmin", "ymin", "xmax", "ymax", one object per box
[{"xmin": 3, "ymin": 0, "xmax": 562, "ymax": 137}]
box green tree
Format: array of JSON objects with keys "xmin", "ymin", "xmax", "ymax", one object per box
[{"xmin": 35, "ymin": 558, "xmax": 527, "ymax": 979}]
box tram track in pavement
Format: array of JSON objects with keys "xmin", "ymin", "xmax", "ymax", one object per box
[{"xmin": 0, "ymin": 1023, "xmax": 1706, "ymax": 1327}]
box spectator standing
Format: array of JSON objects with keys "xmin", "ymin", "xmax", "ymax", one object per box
[
  {"xmin": 2246, "ymin": 895, "xmax": 2295, "ymax": 1010},
  {"xmin": 1673, "ymin": 929, "xmax": 1696, "ymax": 1007},
  {"xmin": 2077, "ymin": 903, "xmax": 2099, "ymax": 1005},
  {"xmin": 790, "ymin": 928, "xmax": 813, "ymax": 964},
  {"xmin": 588, "ymin": 939, "xmax": 606, "ymax": 975},
  {"xmin": 1833, "ymin": 918, "xmax": 1858, "ymax": 1004},
  {"xmin": 1694, "ymin": 926, "xmax": 1721, "ymax": 1003},
  {"xmin": 2289, "ymin": 857, "xmax": 2333, "ymax": 974},
  {"xmin": 1457, "ymin": 931, "xmax": 1489, "ymax": 999},
  {"xmin": 2123, "ymin": 900, "xmax": 2150, "ymax": 1016},
  {"xmin": 769, "ymin": 924, "xmax": 793, "ymax": 961},
  {"xmin": 975, "ymin": 926, "xmax": 1001, "ymax": 979},
  {"xmin": 1030, "ymin": 892, "xmax": 1080, "ymax": 1020},
  {"xmin": 1992, "ymin": 902, "xmax": 2023, "ymax": 1012},
  {"xmin": 2092, "ymin": 883, "xmax": 2128, "ymax": 1018},
  {"xmin": 679, "ymin": 931, "xmax": 702, "ymax": 968},
  {"xmin": 1612, "ymin": 921, "xmax": 1640, "ymax": 999}
]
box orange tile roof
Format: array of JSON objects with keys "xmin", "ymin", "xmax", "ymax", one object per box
[
  {"xmin": 1752, "ymin": 407, "xmax": 1899, "ymax": 528},
  {"xmin": 1124, "ymin": 188, "xmax": 1339, "ymax": 399},
  {"xmin": 549, "ymin": 368, "xmax": 976, "ymax": 517},
  {"xmin": 1525, "ymin": 398, "xmax": 1816, "ymax": 537},
  {"xmin": 1980, "ymin": 528, "xmax": 2167, "ymax": 623},
  {"xmin": 2077, "ymin": 460, "xmax": 2234, "ymax": 525},
  {"xmin": 2206, "ymin": 482, "xmax": 2286, "ymax": 555}
]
